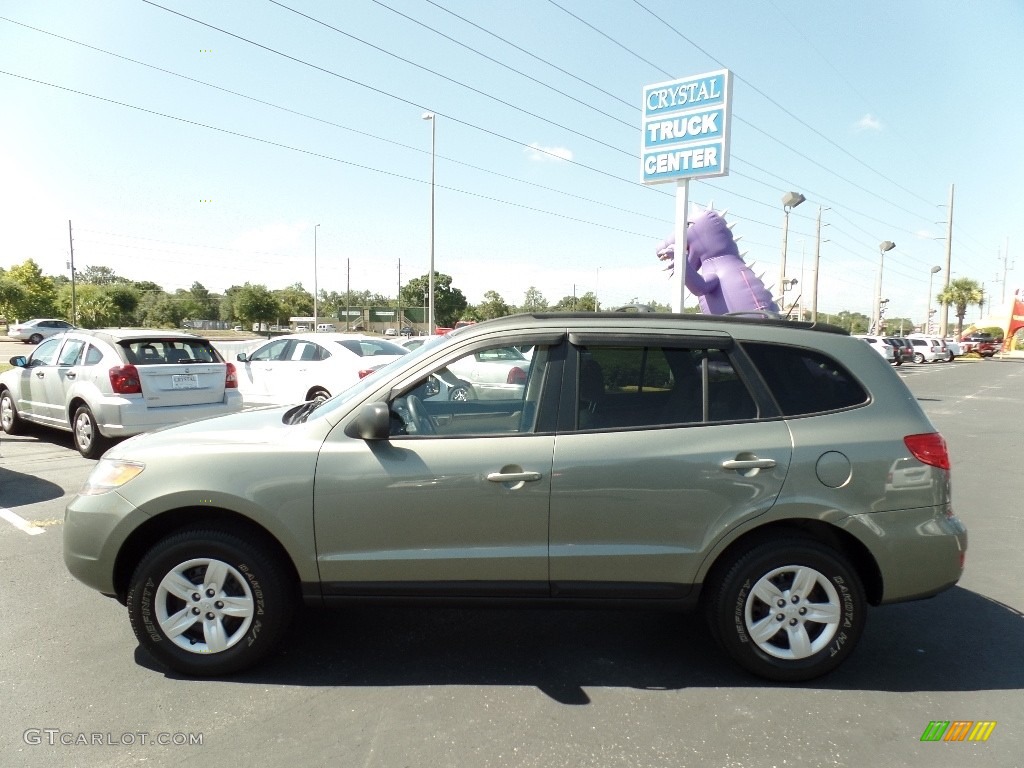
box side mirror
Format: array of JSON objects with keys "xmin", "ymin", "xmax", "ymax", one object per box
[
  {"xmin": 343, "ymin": 402, "xmax": 391, "ymax": 441},
  {"xmin": 8, "ymin": 356, "xmax": 27, "ymax": 367},
  {"xmin": 236, "ymin": 352, "xmax": 249, "ymax": 362}
]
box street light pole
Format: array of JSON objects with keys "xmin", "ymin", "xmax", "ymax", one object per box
[
  {"xmin": 313, "ymin": 223, "xmax": 320, "ymax": 330},
  {"xmin": 779, "ymin": 192, "xmax": 805, "ymax": 302},
  {"xmin": 927, "ymin": 265, "xmax": 941, "ymax": 334},
  {"xmin": 422, "ymin": 112, "xmax": 436, "ymax": 334},
  {"xmin": 874, "ymin": 240, "xmax": 896, "ymax": 333}
]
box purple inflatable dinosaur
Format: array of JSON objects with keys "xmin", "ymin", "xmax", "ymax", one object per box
[{"xmin": 656, "ymin": 208, "xmax": 779, "ymax": 315}]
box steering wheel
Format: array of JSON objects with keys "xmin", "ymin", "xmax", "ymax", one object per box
[{"xmin": 405, "ymin": 395, "xmax": 436, "ymax": 435}]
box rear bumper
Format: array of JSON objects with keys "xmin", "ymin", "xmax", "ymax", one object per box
[
  {"xmin": 91, "ymin": 391, "xmax": 244, "ymax": 437},
  {"xmin": 840, "ymin": 506, "xmax": 967, "ymax": 604}
]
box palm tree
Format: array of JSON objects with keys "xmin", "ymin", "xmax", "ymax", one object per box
[{"xmin": 937, "ymin": 277, "xmax": 984, "ymax": 337}]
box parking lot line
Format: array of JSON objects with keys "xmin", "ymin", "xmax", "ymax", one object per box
[{"xmin": 0, "ymin": 507, "xmax": 46, "ymax": 535}]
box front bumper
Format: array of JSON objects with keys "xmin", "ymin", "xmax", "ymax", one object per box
[{"xmin": 63, "ymin": 490, "xmax": 147, "ymax": 597}]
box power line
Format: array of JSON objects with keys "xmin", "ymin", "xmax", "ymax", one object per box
[{"xmin": 0, "ymin": 69, "xmax": 661, "ymax": 242}]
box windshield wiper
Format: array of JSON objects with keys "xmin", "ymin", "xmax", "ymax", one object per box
[{"xmin": 284, "ymin": 398, "xmax": 325, "ymax": 425}]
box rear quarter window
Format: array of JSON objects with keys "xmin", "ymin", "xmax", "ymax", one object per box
[{"xmin": 741, "ymin": 342, "xmax": 868, "ymax": 416}]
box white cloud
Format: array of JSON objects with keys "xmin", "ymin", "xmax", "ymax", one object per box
[
  {"xmin": 524, "ymin": 143, "xmax": 573, "ymax": 162},
  {"xmin": 854, "ymin": 114, "xmax": 883, "ymax": 132}
]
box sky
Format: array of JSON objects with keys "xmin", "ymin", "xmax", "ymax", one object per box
[{"xmin": 2, "ymin": 0, "xmax": 1022, "ymax": 326}]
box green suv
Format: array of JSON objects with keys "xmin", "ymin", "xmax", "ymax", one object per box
[{"xmin": 64, "ymin": 313, "xmax": 967, "ymax": 681}]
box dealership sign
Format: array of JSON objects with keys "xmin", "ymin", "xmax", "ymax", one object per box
[{"xmin": 642, "ymin": 69, "xmax": 732, "ymax": 184}]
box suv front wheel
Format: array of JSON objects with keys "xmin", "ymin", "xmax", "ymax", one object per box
[
  {"xmin": 706, "ymin": 538, "xmax": 866, "ymax": 682},
  {"xmin": 127, "ymin": 528, "xmax": 295, "ymax": 676}
]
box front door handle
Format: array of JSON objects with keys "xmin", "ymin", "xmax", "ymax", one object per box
[{"xmin": 487, "ymin": 471, "xmax": 542, "ymax": 483}]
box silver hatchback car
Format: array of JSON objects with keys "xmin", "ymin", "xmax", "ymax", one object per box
[
  {"xmin": 1, "ymin": 329, "xmax": 243, "ymax": 457},
  {"xmin": 63, "ymin": 314, "xmax": 966, "ymax": 681}
]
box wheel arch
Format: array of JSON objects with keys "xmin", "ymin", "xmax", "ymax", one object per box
[
  {"xmin": 67, "ymin": 396, "xmax": 90, "ymax": 427},
  {"xmin": 700, "ymin": 519, "xmax": 884, "ymax": 607},
  {"xmin": 112, "ymin": 507, "xmax": 302, "ymax": 605}
]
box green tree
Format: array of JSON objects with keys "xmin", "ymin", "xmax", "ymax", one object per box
[
  {"xmin": 475, "ymin": 290, "xmax": 513, "ymax": 320},
  {"xmin": 552, "ymin": 291, "xmax": 597, "ymax": 311},
  {"xmin": 79, "ymin": 265, "xmax": 123, "ymax": 285},
  {"xmin": 937, "ymin": 277, "xmax": 984, "ymax": 338},
  {"xmin": 3, "ymin": 260, "xmax": 59, "ymax": 319},
  {"xmin": 234, "ymin": 283, "xmax": 280, "ymax": 327},
  {"xmin": 520, "ymin": 286, "xmax": 548, "ymax": 312},
  {"xmin": 69, "ymin": 284, "xmax": 117, "ymax": 327},
  {"xmin": 0, "ymin": 273, "xmax": 28, "ymax": 323},
  {"xmin": 186, "ymin": 281, "xmax": 220, "ymax": 320},
  {"xmin": 400, "ymin": 272, "xmax": 467, "ymax": 327},
  {"xmin": 274, "ymin": 283, "xmax": 314, "ymax": 320},
  {"xmin": 833, "ymin": 310, "xmax": 871, "ymax": 334}
]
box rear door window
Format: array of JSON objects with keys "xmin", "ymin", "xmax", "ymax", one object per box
[{"xmin": 571, "ymin": 343, "xmax": 757, "ymax": 430}]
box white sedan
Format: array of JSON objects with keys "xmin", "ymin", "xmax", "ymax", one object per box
[
  {"xmin": 233, "ymin": 333, "xmax": 408, "ymax": 405},
  {"xmin": 444, "ymin": 346, "xmax": 530, "ymax": 401}
]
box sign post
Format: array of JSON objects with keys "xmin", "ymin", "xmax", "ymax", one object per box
[{"xmin": 642, "ymin": 69, "xmax": 733, "ymax": 313}]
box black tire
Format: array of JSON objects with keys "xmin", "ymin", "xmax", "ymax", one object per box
[
  {"xmin": 1, "ymin": 390, "xmax": 23, "ymax": 435},
  {"xmin": 448, "ymin": 380, "xmax": 474, "ymax": 402},
  {"xmin": 308, "ymin": 387, "xmax": 330, "ymax": 403},
  {"xmin": 127, "ymin": 528, "xmax": 295, "ymax": 677},
  {"xmin": 72, "ymin": 405, "xmax": 109, "ymax": 459},
  {"xmin": 29, "ymin": 333, "xmax": 43, "ymax": 344},
  {"xmin": 913, "ymin": 353, "xmax": 924, "ymax": 364},
  {"xmin": 705, "ymin": 538, "xmax": 866, "ymax": 682}
]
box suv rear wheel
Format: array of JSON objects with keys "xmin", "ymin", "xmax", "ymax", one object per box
[{"xmin": 706, "ymin": 538, "xmax": 866, "ymax": 681}]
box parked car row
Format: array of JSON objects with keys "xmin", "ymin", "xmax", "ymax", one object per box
[{"xmin": 854, "ymin": 335, "xmax": 960, "ymax": 365}]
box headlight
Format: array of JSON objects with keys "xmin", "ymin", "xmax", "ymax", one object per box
[{"xmin": 78, "ymin": 459, "xmax": 145, "ymax": 495}]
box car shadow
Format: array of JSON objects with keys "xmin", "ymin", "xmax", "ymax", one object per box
[
  {"xmin": 0, "ymin": 465, "xmax": 65, "ymax": 507},
  {"xmin": 138, "ymin": 586, "xmax": 1023, "ymax": 700}
]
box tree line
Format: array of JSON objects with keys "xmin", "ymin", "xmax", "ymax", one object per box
[
  {"xmin": 0, "ymin": 259, "xmax": 644, "ymax": 330},
  {"xmin": 0, "ymin": 258, "xmax": 988, "ymax": 336}
]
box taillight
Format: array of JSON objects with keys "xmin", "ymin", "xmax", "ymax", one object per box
[
  {"xmin": 507, "ymin": 366, "xmax": 527, "ymax": 385},
  {"xmin": 109, "ymin": 364, "xmax": 142, "ymax": 395},
  {"xmin": 904, "ymin": 433, "xmax": 950, "ymax": 470},
  {"xmin": 225, "ymin": 362, "xmax": 238, "ymax": 389},
  {"xmin": 358, "ymin": 368, "xmax": 377, "ymax": 379}
]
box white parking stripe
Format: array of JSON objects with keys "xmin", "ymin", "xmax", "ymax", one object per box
[{"xmin": 0, "ymin": 507, "xmax": 46, "ymax": 535}]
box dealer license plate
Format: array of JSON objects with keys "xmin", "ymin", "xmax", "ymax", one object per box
[{"xmin": 171, "ymin": 374, "xmax": 199, "ymax": 390}]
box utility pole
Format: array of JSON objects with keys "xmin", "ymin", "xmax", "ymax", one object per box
[
  {"xmin": 939, "ymin": 184, "xmax": 955, "ymax": 338},
  {"xmin": 811, "ymin": 207, "xmax": 826, "ymax": 322},
  {"xmin": 67, "ymin": 220, "xmax": 77, "ymax": 325},
  {"xmin": 998, "ymin": 237, "xmax": 1013, "ymax": 305},
  {"xmin": 396, "ymin": 258, "xmax": 402, "ymax": 333},
  {"xmin": 345, "ymin": 258, "xmax": 351, "ymax": 332}
]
